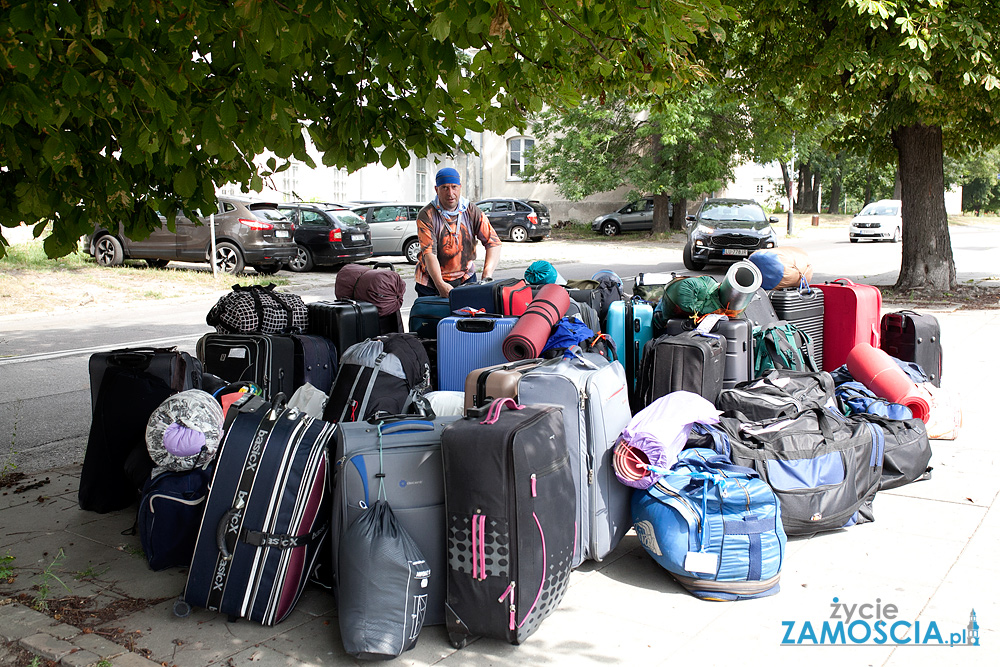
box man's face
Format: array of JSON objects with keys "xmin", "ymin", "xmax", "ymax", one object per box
[{"xmin": 435, "ymin": 183, "xmax": 461, "ymax": 210}]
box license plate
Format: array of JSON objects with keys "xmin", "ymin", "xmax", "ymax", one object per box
[
  {"xmin": 351, "ymin": 233, "xmax": 365, "ymax": 242},
  {"xmin": 275, "ymin": 230, "xmax": 289, "ymax": 238},
  {"xmin": 722, "ymin": 248, "xmax": 749, "ymax": 256}
]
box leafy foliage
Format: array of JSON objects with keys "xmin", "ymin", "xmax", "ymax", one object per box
[{"xmin": 0, "ymin": 0, "xmax": 735, "ymax": 257}]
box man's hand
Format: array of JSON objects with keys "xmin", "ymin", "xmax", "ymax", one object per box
[{"xmin": 438, "ymin": 282, "xmax": 454, "ymax": 297}]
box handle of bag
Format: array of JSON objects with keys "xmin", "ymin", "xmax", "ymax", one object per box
[
  {"xmin": 481, "ymin": 397, "xmax": 524, "ymax": 424},
  {"xmin": 678, "ymin": 451, "xmax": 760, "ymax": 480},
  {"xmin": 107, "ymin": 347, "xmax": 177, "ymax": 369},
  {"xmin": 564, "ymin": 345, "xmax": 601, "ymax": 369},
  {"xmin": 830, "ymin": 278, "xmax": 856, "ymax": 286},
  {"xmin": 797, "ymin": 277, "xmax": 815, "ymax": 296},
  {"xmin": 217, "ymin": 507, "xmax": 240, "ymax": 561},
  {"xmin": 372, "ymin": 262, "xmax": 397, "ymax": 272},
  {"xmin": 266, "ymin": 392, "xmax": 288, "ymax": 420},
  {"xmin": 376, "ymin": 419, "xmax": 436, "ymax": 434}
]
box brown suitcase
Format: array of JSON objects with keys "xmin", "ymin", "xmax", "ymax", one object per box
[{"xmin": 463, "ymin": 358, "xmax": 547, "ymax": 412}]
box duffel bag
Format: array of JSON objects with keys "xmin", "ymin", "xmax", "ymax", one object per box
[
  {"xmin": 835, "ymin": 381, "xmax": 913, "ymax": 420},
  {"xmin": 716, "ymin": 408, "xmax": 884, "ymax": 536},
  {"xmin": 717, "ymin": 369, "xmax": 836, "ymax": 421},
  {"xmin": 138, "ymin": 467, "xmax": 212, "ymax": 571},
  {"xmin": 631, "ymin": 448, "xmax": 786, "ymax": 600},
  {"xmin": 206, "ymin": 283, "xmax": 308, "ymax": 335},
  {"xmin": 852, "ymin": 414, "xmax": 932, "ymax": 491}
]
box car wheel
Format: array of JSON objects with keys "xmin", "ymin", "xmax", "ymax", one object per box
[
  {"xmin": 213, "ymin": 242, "xmax": 245, "ymax": 275},
  {"xmin": 146, "ymin": 258, "xmax": 170, "ymax": 269},
  {"xmin": 601, "ymin": 221, "xmax": 621, "ymax": 236},
  {"xmin": 403, "ymin": 238, "xmax": 420, "ymax": 264},
  {"xmin": 891, "ymin": 227, "xmax": 900, "ymax": 243},
  {"xmin": 288, "ymin": 245, "xmax": 314, "ymax": 272},
  {"xmin": 683, "ymin": 243, "xmax": 706, "ymax": 271},
  {"xmin": 509, "ymin": 225, "xmax": 529, "ymax": 243},
  {"xmin": 94, "ymin": 235, "xmax": 124, "ymax": 267},
  {"xmin": 850, "ymin": 238, "xmax": 859, "ymax": 243},
  {"xmin": 253, "ymin": 263, "xmax": 282, "ymax": 275}
]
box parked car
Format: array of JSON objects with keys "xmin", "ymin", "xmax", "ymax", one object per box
[
  {"xmin": 848, "ymin": 199, "xmax": 902, "ymax": 243},
  {"xmin": 590, "ymin": 196, "xmax": 673, "ymax": 236},
  {"xmin": 474, "ymin": 198, "xmax": 551, "ymax": 242},
  {"xmin": 276, "ymin": 203, "xmax": 373, "ymax": 272},
  {"xmin": 88, "ymin": 197, "xmax": 296, "ymax": 275},
  {"xmin": 683, "ymin": 198, "xmax": 779, "ymax": 270},
  {"xmin": 350, "ymin": 202, "xmax": 423, "ymax": 264}
]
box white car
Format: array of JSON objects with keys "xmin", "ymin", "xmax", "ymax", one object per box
[{"xmin": 849, "ymin": 199, "xmax": 902, "ymax": 243}]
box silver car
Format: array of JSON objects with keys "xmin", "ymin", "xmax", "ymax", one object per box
[
  {"xmin": 849, "ymin": 199, "xmax": 902, "ymax": 243},
  {"xmin": 591, "ymin": 197, "xmax": 656, "ymax": 236},
  {"xmin": 351, "ymin": 202, "xmax": 423, "ymax": 264}
]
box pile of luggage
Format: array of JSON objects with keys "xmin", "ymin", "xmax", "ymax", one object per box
[{"xmin": 77, "ymin": 255, "xmax": 960, "ymax": 657}]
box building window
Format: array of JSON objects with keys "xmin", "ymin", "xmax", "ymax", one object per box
[
  {"xmin": 416, "ymin": 158, "xmax": 428, "ymax": 200},
  {"xmin": 508, "ymin": 137, "xmax": 534, "ymax": 180},
  {"xmin": 756, "ymin": 184, "xmax": 765, "ymax": 194},
  {"xmin": 330, "ymin": 167, "xmax": 348, "ymax": 202},
  {"xmin": 280, "ymin": 162, "xmax": 300, "ymax": 198}
]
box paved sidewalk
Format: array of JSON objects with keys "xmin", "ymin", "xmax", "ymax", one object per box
[{"xmin": 1, "ymin": 306, "xmax": 997, "ymax": 667}]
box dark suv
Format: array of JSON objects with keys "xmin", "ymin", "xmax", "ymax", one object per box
[
  {"xmin": 277, "ymin": 203, "xmax": 373, "ymax": 272},
  {"xmin": 474, "ymin": 198, "xmax": 551, "ymax": 242},
  {"xmin": 88, "ymin": 197, "xmax": 296, "ymax": 274},
  {"xmin": 683, "ymin": 198, "xmax": 778, "ymax": 270}
]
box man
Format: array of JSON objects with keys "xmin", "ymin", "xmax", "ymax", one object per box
[{"xmin": 413, "ymin": 167, "xmax": 501, "ymax": 297}]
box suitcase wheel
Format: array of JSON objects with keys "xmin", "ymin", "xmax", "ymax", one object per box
[
  {"xmin": 172, "ymin": 598, "xmax": 191, "ymax": 618},
  {"xmin": 448, "ymin": 634, "xmax": 468, "ymax": 650}
]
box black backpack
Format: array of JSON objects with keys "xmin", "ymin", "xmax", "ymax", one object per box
[{"xmin": 323, "ymin": 333, "xmax": 431, "ymax": 422}]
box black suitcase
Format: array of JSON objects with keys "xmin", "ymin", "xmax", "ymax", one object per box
[
  {"xmin": 664, "ymin": 317, "xmax": 752, "ymax": 390},
  {"xmin": 769, "ymin": 285, "xmax": 825, "ymax": 371},
  {"xmin": 87, "ymin": 347, "xmax": 202, "ymax": 411},
  {"xmin": 181, "ymin": 394, "xmax": 333, "ymax": 625},
  {"xmin": 80, "ymin": 348, "xmax": 201, "ymax": 512},
  {"xmin": 880, "ymin": 310, "xmax": 942, "ymax": 386},
  {"xmin": 291, "ymin": 334, "xmax": 338, "ymax": 394},
  {"xmin": 197, "ymin": 333, "xmax": 296, "ymax": 399},
  {"xmin": 306, "ymin": 299, "xmax": 380, "ymax": 355},
  {"xmin": 441, "ymin": 399, "xmax": 575, "ymax": 648},
  {"xmin": 636, "ymin": 330, "xmax": 726, "ymax": 407}
]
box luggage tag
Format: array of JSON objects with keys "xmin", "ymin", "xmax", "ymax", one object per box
[
  {"xmin": 695, "ymin": 312, "xmax": 727, "ymax": 334},
  {"xmin": 684, "ymin": 551, "xmax": 719, "ymax": 575}
]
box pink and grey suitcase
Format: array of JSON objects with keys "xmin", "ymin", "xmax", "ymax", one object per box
[
  {"xmin": 441, "ymin": 399, "xmax": 575, "ymax": 647},
  {"xmin": 811, "ymin": 279, "xmax": 882, "ymax": 371},
  {"xmin": 436, "ymin": 315, "xmax": 518, "ymax": 391}
]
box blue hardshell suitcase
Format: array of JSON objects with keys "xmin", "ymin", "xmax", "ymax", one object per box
[
  {"xmin": 436, "ymin": 315, "xmax": 518, "ymax": 391},
  {"xmin": 606, "ymin": 298, "xmax": 654, "ymax": 406}
]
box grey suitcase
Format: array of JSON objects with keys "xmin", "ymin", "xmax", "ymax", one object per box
[
  {"xmin": 331, "ymin": 416, "xmax": 461, "ymax": 626},
  {"xmin": 517, "ymin": 352, "xmax": 633, "ymax": 566},
  {"xmin": 664, "ymin": 316, "xmax": 752, "ymax": 390}
]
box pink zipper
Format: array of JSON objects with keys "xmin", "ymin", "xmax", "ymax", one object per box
[{"xmin": 498, "ymin": 581, "xmax": 516, "ymax": 630}]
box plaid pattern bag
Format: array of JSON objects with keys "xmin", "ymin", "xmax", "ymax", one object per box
[{"xmin": 207, "ymin": 284, "xmax": 308, "ymax": 335}]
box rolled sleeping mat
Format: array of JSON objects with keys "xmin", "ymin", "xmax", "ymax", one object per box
[
  {"xmin": 502, "ymin": 284, "xmax": 571, "ymax": 361},
  {"xmin": 717, "ymin": 260, "xmax": 762, "ymax": 314},
  {"xmin": 145, "ymin": 389, "xmax": 225, "ymax": 473},
  {"xmin": 612, "ymin": 391, "xmax": 722, "ymax": 489},
  {"xmin": 846, "ymin": 343, "xmax": 931, "ymax": 423}
]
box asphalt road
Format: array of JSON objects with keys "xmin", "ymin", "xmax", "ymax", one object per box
[{"xmin": 1, "ymin": 224, "xmax": 997, "ymax": 474}]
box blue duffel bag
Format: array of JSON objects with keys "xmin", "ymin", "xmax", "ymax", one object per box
[{"xmin": 631, "ymin": 448, "xmax": 786, "ymax": 601}]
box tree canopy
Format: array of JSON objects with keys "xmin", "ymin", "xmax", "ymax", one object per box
[
  {"xmin": 717, "ymin": 0, "xmax": 1000, "ymax": 289},
  {"xmin": 0, "ymin": 0, "xmax": 735, "ymax": 258}
]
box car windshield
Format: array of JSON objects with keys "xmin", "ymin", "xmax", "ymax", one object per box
[
  {"xmin": 699, "ymin": 202, "xmax": 766, "ymax": 223},
  {"xmin": 859, "ymin": 203, "xmax": 900, "ymax": 216}
]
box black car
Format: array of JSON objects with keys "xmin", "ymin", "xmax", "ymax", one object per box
[
  {"xmin": 87, "ymin": 197, "xmax": 296, "ymax": 275},
  {"xmin": 683, "ymin": 198, "xmax": 778, "ymax": 270},
  {"xmin": 474, "ymin": 198, "xmax": 551, "ymax": 242},
  {"xmin": 276, "ymin": 203, "xmax": 373, "ymax": 272}
]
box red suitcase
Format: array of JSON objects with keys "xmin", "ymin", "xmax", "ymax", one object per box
[{"xmin": 811, "ymin": 279, "xmax": 882, "ymax": 372}]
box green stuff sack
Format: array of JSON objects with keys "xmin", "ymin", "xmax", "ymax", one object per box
[{"xmin": 654, "ymin": 276, "xmax": 723, "ymax": 330}]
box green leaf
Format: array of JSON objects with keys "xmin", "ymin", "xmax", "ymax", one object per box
[
  {"xmin": 220, "ymin": 97, "xmax": 237, "ymax": 127},
  {"xmin": 380, "ymin": 144, "xmax": 396, "ymax": 168},
  {"xmin": 9, "ymin": 47, "xmax": 41, "ymax": 79},
  {"xmin": 429, "ymin": 15, "xmax": 451, "ymax": 41},
  {"xmin": 174, "ymin": 165, "xmax": 197, "ymax": 198}
]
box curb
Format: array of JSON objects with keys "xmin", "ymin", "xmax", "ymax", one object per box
[{"xmin": 0, "ymin": 598, "xmax": 159, "ymax": 667}]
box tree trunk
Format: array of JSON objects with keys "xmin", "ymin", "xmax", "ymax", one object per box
[
  {"xmin": 651, "ymin": 193, "xmax": 672, "ymax": 234},
  {"xmin": 891, "ymin": 123, "xmax": 955, "ymax": 290},
  {"xmin": 671, "ymin": 197, "xmax": 688, "ymax": 231},
  {"xmin": 796, "ymin": 164, "xmax": 813, "ymax": 213},
  {"xmin": 827, "ymin": 179, "xmax": 841, "ymax": 214},
  {"xmin": 863, "ymin": 175, "xmax": 872, "ymax": 208},
  {"xmin": 893, "ymin": 168, "xmax": 902, "ymax": 200}
]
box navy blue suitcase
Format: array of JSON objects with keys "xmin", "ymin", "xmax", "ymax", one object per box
[
  {"xmin": 408, "ymin": 296, "xmax": 452, "ymax": 338},
  {"xmin": 181, "ymin": 394, "xmax": 333, "ymax": 625},
  {"xmin": 436, "ymin": 315, "xmax": 518, "ymax": 391}
]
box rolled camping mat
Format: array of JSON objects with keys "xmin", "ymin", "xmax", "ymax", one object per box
[
  {"xmin": 717, "ymin": 260, "xmax": 762, "ymax": 314},
  {"xmin": 502, "ymin": 283, "xmax": 571, "ymax": 361}
]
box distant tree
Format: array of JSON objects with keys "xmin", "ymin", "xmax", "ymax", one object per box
[
  {"xmin": 526, "ymin": 86, "xmax": 752, "ymax": 233},
  {"xmin": 0, "ymin": 0, "xmax": 735, "ymax": 257},
  {"xmin": 716, "ymin": 0, "xmax": 1000, "ymax": 290}
]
